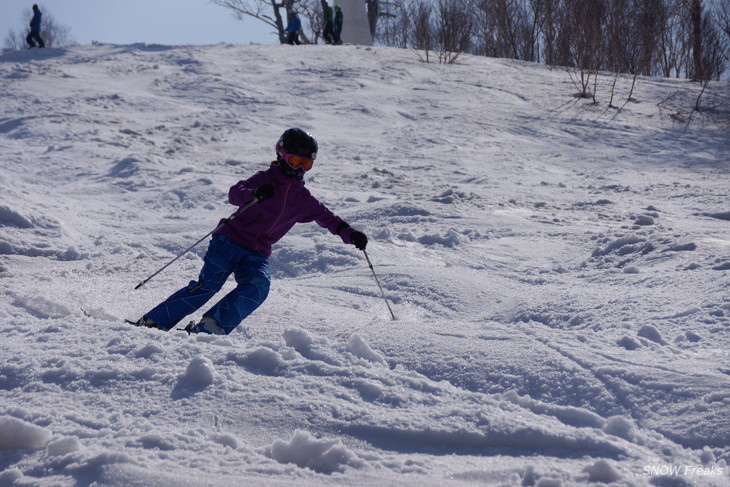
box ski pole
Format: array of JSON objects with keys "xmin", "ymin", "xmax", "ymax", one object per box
[
  {"xmin": 135, "ymin": 197, "xmax": 261, "ymax": 290},
  {"xmin": 362, "ymin": 249, "xmax": 396, "ymax": 321}
]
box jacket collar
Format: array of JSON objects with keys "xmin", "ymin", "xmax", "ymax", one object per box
[{"xmin": 268, "ymin": 162, "xmax": 306, "ymax": 185}]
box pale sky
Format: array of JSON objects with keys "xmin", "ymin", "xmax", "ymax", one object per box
[{"xmin": 1, "ymin": 1, "xmax": 276, "ymax": 46}]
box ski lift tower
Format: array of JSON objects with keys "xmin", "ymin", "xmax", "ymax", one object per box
[{"xmin": 336, "ymin": 0, "xmax": 373, "ymax": 46}]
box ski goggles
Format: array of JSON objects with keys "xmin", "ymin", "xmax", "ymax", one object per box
[{"xmin": 276, "ymin": 146, "xmax": 315, "ymax": 172}]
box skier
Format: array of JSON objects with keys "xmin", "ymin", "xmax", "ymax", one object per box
[
  {"xmin": 333, "ymin": 5, "xmax": 343, "ymax": 45},
  {"xmin": 321, "ymin": 0, "xmax": 335, "ymax": 44},
  {"xmin": 285, "ymin": 10, "xmax": 302, "ymax": 45},
  {"xmin": 134, "ymin": 128, "xmax": 368, "ymax": 335},
  {"xmin": 26, "ymin": 4, "xmax": 45, "ymax": 48}
]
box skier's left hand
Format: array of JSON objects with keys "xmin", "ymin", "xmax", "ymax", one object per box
[
  {"xmin": 350, "ymin": 231, "xmax": 368, "ymax": 250},
  {"xmin": 254, "ymin": 184, "xmax": 274, "ymax": 201}
]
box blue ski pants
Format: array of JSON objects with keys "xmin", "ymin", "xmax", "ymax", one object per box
[
  {"xmin": 26, "ymin": 31, "xmax": 44, "ymax": 48},
  {"xmin": 144, "ymin": 235, "xmax": 270, "ymax": 334}
]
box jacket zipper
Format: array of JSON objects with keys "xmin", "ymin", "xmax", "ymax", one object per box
[{"xmin": 254, "ymin": 181, "xmax": 293, "ymax": 251}]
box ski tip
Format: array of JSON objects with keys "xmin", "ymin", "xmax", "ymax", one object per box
[{"xmin": 135, "ymin": 281, "xmax": 145, "ymax": 290}]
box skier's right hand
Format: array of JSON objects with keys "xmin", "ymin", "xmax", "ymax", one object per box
[
  {"xmin": 350, "ymin": 231, "xmax": 368, "ymax": 250},
  {"xmin": 254, "ymin": 184, "xmax": 274, "ymax": 201}
]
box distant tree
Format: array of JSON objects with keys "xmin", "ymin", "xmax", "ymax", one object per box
[
  {"xmin": 3, "ymin": 5, "xmax": 72, "ymax": 50},
  {"xmin": 473, "ymin": 0, "xmax": 532, "ymax": 60},
  {"xmin": 525, "ymin": 0, "xmax": 544, "ymax": 62},
  {"xmin": 212, "ymin": 0, "xmax": 291, "ymax": 44},
  {"xmin": 212, "ymin": 0, "xmax": 278, "ymax": 44},
  {"xmin": 635, "ymin": 0, "xmax": 664, "ymax": 75},
  {"xmin": 677, "ymin": 0, "xmax": 727, "ymax": 80},
  {"xmin": 433, "ymin": 0, "xmax": 473, "ymax": 63},
  {"xmin": 540, "ymin": 0, "xmax": 560, "ymax": 65},
  {"xmin": 408, "ymin": 0, "xmax": 434, "ymax": 61},
  {"xmin": 717, "ymin": 1, "xmax": 730, "ymax": 78},
  {"xmin": 656, "ymin": 0, "xmax": 687, "ymax": 77},
  {"xmin": 605, "ymin": 0, "xmax": 662, "ymax": 75},
  {"xmin": 381, "ymin": 0, "xmax": 471, "ymax": 64},
  {"xmin": 698, "ymin": 6, "xmax": 728, "ymax": 80},
  {"xmin": 3, "ymin": 29, "xmax": 22, "ymax": 51},
  {"xmin": 301, "ymin": 0, "xmax": 324, "ymax": 44},
  {"xmin": 690, "ymin": 0, "xmax": 704, "ymax": 80},
  {"xmin": 410, "ymin": 0, "xmax": 433, "ymax": 53},
  {"xmin": 377, "ymin": 0, "xmax": 410, "ymax": 48},
  {"xmin": 368, "ymin": 1, "xmax": 404, "ymax": 39},
  {"xmin": 719, "ymin": 0, "xmax": 730, "ymax": 39},
  {"xmin": 366, "ymin": 0, "xmax": 380, "ymax": 37},
  {"xmin": 563, "ymin": 0, "xmax": 607, "ymax": 98}
]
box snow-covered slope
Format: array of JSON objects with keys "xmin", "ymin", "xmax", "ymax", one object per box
[{"xmin": 0, "ymin": 43, "xmax": 728, "ymax": 486}]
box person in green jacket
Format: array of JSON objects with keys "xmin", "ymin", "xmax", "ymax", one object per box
[
  {"xmin": 321, "ymin": 0, "xmax": 335, "ymax": 44},
  {"xmin": 333, "ymin": 5, "xmax": 343, "ymax": 45}
]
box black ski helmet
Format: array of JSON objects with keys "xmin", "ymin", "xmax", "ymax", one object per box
[{"xmin": 276, "ymin": 128, "xmax": 318, "ymax": 161}]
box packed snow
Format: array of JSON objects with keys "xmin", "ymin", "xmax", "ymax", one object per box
[{"xmin": 0, "ymin": 42, "xmax": 728, "ymax": 486}]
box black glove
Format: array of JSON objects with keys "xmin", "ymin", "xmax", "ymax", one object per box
[
  {"xmin": 350, "ymin": 231, "xmax": 368, "ymax": 250},
  {"xmin": 254, "ymin": 184, "xmax": 274, "ymax": 201}
]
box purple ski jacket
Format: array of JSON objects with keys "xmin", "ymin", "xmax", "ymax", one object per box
[{"xmin": 215, "ymin": 165, "xmax": 359, "ymax": 257}]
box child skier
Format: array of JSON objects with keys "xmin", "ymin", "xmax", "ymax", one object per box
[{"xmin": 134, "ymin": 128, "xmax": 368, "ymax": 335}]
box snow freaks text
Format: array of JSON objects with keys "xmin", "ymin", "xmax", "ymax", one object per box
[{"xmin": 642, "ymin": 465, "xmax": 724, "ymax": 477}]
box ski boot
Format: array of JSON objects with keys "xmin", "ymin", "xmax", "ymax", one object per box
[{"xmin": 185, "ymin": 317, "xmax": 225, "ymax": 335}]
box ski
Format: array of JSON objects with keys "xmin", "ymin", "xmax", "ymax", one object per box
[{"xmin": 125, "ymin": 318, "xmax": 192, "ymax": 333}]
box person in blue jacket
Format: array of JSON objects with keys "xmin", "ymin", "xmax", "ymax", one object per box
[
  {"xmin": 26, "ymin": 4, "xmax": 45, "ymax": 48},
  {"xmin": 285, "ymin": 11, "xmax": 302, "ymax": 45}
]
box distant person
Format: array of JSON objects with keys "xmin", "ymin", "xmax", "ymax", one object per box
[
  {"xmin": 133, "ymin": 128, "xmax": 368, "ymax": 336},
  {"xmin": 285, "ymin": 10, "xmax": 302, "ymax": 45},
  {"xmin": 333, "ymin": 5, "xmax": 343, "ymax": 45},
  {"xmin": 26, "ymin": 4, "xmax": 45, "ymax": 48},
  {"xmin": 321, "ymin": 0, "xmax": 335, "ymax": 45}
]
